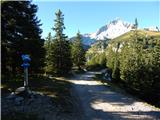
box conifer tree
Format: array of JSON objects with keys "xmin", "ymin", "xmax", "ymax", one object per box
[
  {"xmin": 71, "ymin": 31, "xmax": 85, "ymax": 70},
  {"xmin": 51, "ymin": 9, "xmax": 72, "ymax": 76},
  {"xmin": 112, "ymin": 43, "xmax": 120, "ymax": 81},
  {"xmin": 1, "ymin": 1, "xmax": 45, "ymax": 78},
  {"xmin": 44, "ymin": 32, "xmax": 54, "ymax": 74}
]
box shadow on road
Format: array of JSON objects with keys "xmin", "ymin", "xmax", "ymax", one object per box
[
  {"xmin": 1, "ymin": 72, "xmax": 160, "ymax": 120},
  {"xmin": 67, "ymin": 71, "xmax": 160, "ymax": 120}
]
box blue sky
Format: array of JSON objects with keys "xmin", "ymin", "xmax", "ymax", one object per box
[{"xmin": 33, "ymin": 1, "xmax": 160, "ymax": 38}]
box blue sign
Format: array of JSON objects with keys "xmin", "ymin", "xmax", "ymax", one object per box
[{"xmin": 21, "ymin": 54, "xmax": 31, "ymax": 68}]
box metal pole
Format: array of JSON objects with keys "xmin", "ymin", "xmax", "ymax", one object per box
[
  {"xmin": 24, "ymin": 68, "xmax": 28, "ymax": 91},
  {"xmin": 26, "ymin": 68, "xmax": 28, "ymax": 91},
  {"xmin": 24, "ymin": 68, "xmax": 26, "ymax": 88}
]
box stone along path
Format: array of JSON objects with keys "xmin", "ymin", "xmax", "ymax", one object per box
[{"xmin": 68, "ymin": 71, "xmax": 160, "ymax": 120}]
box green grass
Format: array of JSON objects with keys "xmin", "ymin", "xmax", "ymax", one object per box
[
  {"xmin": 2, "ymin": 75, "xmax": 72, "ymax": 105},
  {"xmin": 110, "ymin": 30, "xmax": 160, "ymax": 44},
  {"xmin": 1, "ymin": 75, "xmax": 70, "ymax": 96}
]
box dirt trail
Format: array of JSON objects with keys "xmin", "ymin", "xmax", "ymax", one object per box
[{"xmin": 68, "ymin": 71, "xmax": 160, "ymax": 120}]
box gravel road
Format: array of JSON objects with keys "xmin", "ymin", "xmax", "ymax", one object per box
[{"xmin": 68, "ymin": 71, "xmax": 160, "ymax": 120}]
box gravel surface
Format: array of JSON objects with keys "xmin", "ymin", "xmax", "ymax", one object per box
[
  {"xmin": 2, "ymin": 71, "xmax": 160, "ymax": 120},
  {"xmin": 68, "ymin": 71, "xmax": 160, "ymax": 120},
  {"xmin": 1, "ymin": 91, "xmax": 59, "ymax": 120}
]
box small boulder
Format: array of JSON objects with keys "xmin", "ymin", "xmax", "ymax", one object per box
[{"xmin": 15, "ymin": 87, "xmax": 25, "ymax": 94}]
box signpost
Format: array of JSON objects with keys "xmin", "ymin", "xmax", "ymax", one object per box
[{"xmin": 21, "ymin": 54, "xmax": 31, "ymax": 92}]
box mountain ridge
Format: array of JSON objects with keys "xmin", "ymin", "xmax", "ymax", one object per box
[
  {"xmin": 71, "ymin": 18, "xmax": 134, "ymax": 46},
  {"xmin": 70, "ymin": 18, "xmax": 159, "ymax": 46}
]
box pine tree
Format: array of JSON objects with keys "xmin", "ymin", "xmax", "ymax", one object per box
[
  {"xmin": 51, "ymin": 9, "xmax": 72, "ymax": 76},
  {"xmin": 71, "ymin": 31, "xmax": 85, "ymax": 70},
  {"xmin": 1, "ymin": 1, "xmax": 45, "ymax": 78},
  {"xmin": 111, "ymin": 42, "xmax": 120, "ymax": 81},
  {"xmin": 44, "ymin": 32, "xmax": 54, "ymax": 74}
]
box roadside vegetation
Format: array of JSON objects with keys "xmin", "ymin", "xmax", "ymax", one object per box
[{"xmin": 86, "ymin": 28, "xmax": 160, "ymax": 107}]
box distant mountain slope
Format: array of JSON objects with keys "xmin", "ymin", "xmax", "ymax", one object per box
[
  {"xmin": 70, "ymin": 18, "xmax": 134, "ymax": 46},
  {"xmin": 110, "ymin": 30, "xmax": 160, "ymax": 44}
]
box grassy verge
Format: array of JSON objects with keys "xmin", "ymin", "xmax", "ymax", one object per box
[{"xmin": 1, "ymin": 75, "xmax": 74, "ymax": 119}]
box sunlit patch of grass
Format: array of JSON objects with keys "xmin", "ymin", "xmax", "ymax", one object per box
[{"xmin": 111, "ymin": 30, "xmax": 160, "ymax": 44}]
